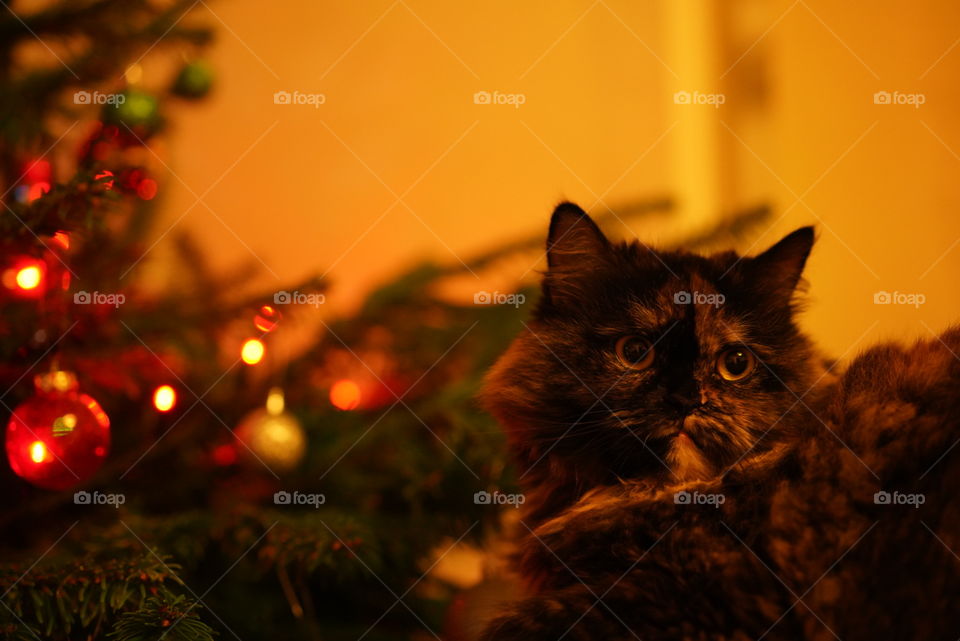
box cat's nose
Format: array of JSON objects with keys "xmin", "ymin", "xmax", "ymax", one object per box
[{"xmin": 667, "ymin": 387, "xmax": 702, "ymax": 414}]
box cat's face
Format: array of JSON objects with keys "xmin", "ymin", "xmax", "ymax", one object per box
[{"xmin": 483, "ymin": 203, "xmax": 818, "ymax": 486}]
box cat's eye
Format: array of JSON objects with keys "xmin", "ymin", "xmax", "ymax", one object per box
[
  {"xmin": 615, "ymin": 336, "xmax": 655, "ymax": 370},
  {"xmin": 717, "ymin": 347, "xmax": 756, "ymax": 381}
]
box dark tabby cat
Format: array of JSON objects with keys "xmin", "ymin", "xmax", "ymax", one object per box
[{"xmin": 480, "ymin": 203, "xmax": 960, "ymax": 640}]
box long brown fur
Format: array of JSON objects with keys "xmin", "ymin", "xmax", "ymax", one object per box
[{"xmin": 480, "ymin": 203, "xmax": 960, "ymax": 640}]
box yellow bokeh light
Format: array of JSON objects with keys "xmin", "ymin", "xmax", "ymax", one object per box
[
  {"xmin": 153, "ymin": 385, "xmax": 177, "ymax": 412},
  {"xmin": 241, "ymin": 338, "xmax": 265, "ymax": 365},
  {"xmin": 124, "ymin": 63, "xmax": 143, "ymax": 84},
  {"xmin": 29, "ymin": 441, "xmax": 47, "ymax": 464},
  {"xmin": 265, "ymin": 387, "xmax": 285, "ymax": 414},
  {"xmin": 15, "ymin": 265, "xmax": 41, "ymax": 290}
]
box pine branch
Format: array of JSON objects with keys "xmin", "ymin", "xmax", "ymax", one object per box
[
  {"xmin": 109, "ymin": 595, "xmax": 216, "ymax": 641},
  {"xmin": 0, "ymin": 552, "xmax": 201, "ymax": 640}
]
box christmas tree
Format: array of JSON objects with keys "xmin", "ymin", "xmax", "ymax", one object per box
[{"xmin": 0, "ymin": 3, "xmax": 769, "ymax": 639}]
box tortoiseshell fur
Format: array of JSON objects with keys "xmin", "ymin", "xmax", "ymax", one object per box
[{"xmin": 480, "ymin": 204, "xmax": 960, "ymax": 640}]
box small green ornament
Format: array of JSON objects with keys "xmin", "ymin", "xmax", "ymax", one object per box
[
  {"xmin": 172, "ymin": 61, "xmax": 214, "ymax": 99},
  {"xmin": 102, "ymin": 89, "xmax": 162, "ymax": 137}
]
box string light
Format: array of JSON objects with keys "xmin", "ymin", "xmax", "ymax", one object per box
[
  {"xmin": 241, "ymin": 339, "xmax": 265, "ymax": 365},
  {"xmin": 29, "ymin": 441, "xmax": 47, "ymax": 464},
  {"xmin": 152, "ymin": 385, "xmax": 176, "ymax": 412},
  {"xmin": 4, "ymin": 259, "xmax": 46, "ymax": 294},
  {"xmin": 15, "ymin": 265, "xmax": 42, "ymax": 290}
]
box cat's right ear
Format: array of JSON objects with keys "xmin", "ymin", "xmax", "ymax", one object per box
[
  {"xmin": 745, "ymin": 226, "xmax": 815, "ymax": 302},
  {"xmin": 543, "ymin": 202, "xmax": 610, "ymax": 306}
]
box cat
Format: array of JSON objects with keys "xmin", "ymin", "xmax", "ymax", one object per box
[{"xmin": 479, "ymin": 203, "xmax": 960, "ymax": 640}]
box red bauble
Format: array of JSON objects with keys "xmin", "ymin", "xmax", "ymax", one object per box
[{"xmin": 5, "ymin": 370, "xmax": 110, "ymax": 490}]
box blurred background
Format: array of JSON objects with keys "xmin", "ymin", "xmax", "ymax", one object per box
[
  {"xmin": 155, "ymin": 0, "xmax": 960, "ymax": 356},
  {"xmin": 2, "ymin": 1, "xmax": 960, "ymax": 640}
]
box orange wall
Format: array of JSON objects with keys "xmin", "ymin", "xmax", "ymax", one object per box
[
  {"xmin": 770, "ymin": 0, "xmax": 960, "ymax": 354},
  {"xmin": 153, "ymin": 0, "xmax": 960, "ymax": 357},
  {"xmin": 157, "ymin": 0, "xmax": 670, "ymax": 310}
]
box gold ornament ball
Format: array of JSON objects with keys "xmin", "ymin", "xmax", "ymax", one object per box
[{"xmin": 235, "ymin": 388, "xmax": 306, "ymax": 471}]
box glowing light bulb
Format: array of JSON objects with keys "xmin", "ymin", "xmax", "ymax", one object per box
[
  {"xmin": 29, "ymin": 441, "xmax": 47, "ymax": 464},
  {"xmin": 241, "ymin": 339, "xmax": 265, "ymax": 365},
  {"xmin": 15, "ymin": 265, "xmax": 42, "ymax": 290},
  {"xmin": 330, "ymin": 380, "xmax": 361, "ymax": 410},
  {"xmin": 153, "ymin": 385, "xmax": 176, "ymax": 412}
]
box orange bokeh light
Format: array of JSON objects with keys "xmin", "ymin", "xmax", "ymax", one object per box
[
  {"xmin": 241, "ymin": 338, "xmax": 265, "ymax": 365},
  {"xmin": 330, "ymin": 380, "xmax": 361, "ymax": 410},
  {"xmin": 152, "ymin": 385, "xmax": 177, "ymax": 412}
]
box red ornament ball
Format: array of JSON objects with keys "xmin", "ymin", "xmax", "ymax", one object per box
[
  {"xmin": 253, "ymin": 305, "xmax": 281, "ymax": 333},
  {"xmin": 5, "ymin": 370, "xmax": 110, "ymax": 490}
]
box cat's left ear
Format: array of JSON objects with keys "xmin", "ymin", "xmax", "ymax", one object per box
[
  {"xmin": 747, "ymin": 226, "xmax": 815, "ymax": 297},
  {"xmin": 546, "ymin": 202, "xmax": 610, "ymax": 271},
  {"xmin": 543, "ymin": 203, "xmax": 611, "ymax": 307}
]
